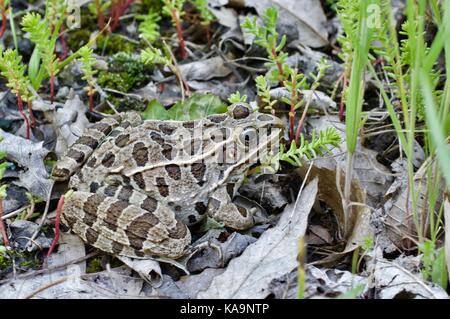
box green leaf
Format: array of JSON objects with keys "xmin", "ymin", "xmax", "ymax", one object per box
[
  {"xmin": 168, "ymin": 93, "xmax": 227, "ymax": 120},
  {"xmin": 141, "ymin": 99, "xmax": 171, "ymax": 120},
  {"xmin": 431, "ymin": 248, "xmax": 448, "ymax": 290},
  {"xmin": 28, "ymin": 47, "xmax": 42, "ymax": 90}
]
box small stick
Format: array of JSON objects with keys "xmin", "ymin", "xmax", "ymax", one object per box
[
  {"xmin": 47, "ymin": 195, "xmax": 64, "ymax": 257},
  {"xmin": 0, "ymin": 199, "xmax": 9, "ymax": 246}
]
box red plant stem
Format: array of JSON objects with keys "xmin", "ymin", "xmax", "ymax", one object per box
[
  {"xmin": 89, "ymin": 92, "xmax": 94, "ymax": 112},
  {"xmin": 59, "ymin": 24, "xmax": 69, "ymax": 60},
  {"xmin": 289, "ymin": 111, "xmax": 295, "ymax": 142},
  {"xmin": 95, "ymin": 0, "xmax": 105, "ymax": 30},
  {"xmin": 17, "ymin": 93, "xmax": 31, "ymax": 139},
  {"xmin": 295, "ymin": 98, "xmax": 311, "ymax": 144},
  {"xmin": 271, "ymin": 47, "xmax": 284, "ymax": 82},
  {"xmin": 0, "ymin": 5, "xmax": 6, "ymax": 39},
  {"xmin": 172, "ymin": 9, "xmax": 187, "ymax": 60},
  {"xmin": 50, "ymin": 75, "xmax": 55, "ymax": 104},
  {"xmin": 47, "ymin": 195, "xmax": 64, "ymax": 257},
  {"xmin": 339, "ymin": 75, "xmax": 348, "ymax": 122},
  {"xmin": 288, "ymin": 76, "xmax": 298, "ymax": 143},
  {"xmin": 0, "ymin": 199, "xmax": 9, "ymax": 247},
  {"xmin": 109, "ymin": 0, "xmax": 134, "ymax": 32},
  {"xmin": 27, "ymin": 99, "xmax": 36, "ymax": 128}
]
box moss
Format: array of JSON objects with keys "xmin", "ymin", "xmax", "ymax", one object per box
[
  {"xmin": 138, "ymin": 0, "xmax": 164, "ymax": 14},
  {"xmin": 96, "ymin": 33, "xmax": 138, "ymax": 56},
  {"xmin": 97, "ymin": 52, "xmax": 153, "ymax": 93},
  {"xmin": 86, "ymin": 257, "xmax": 103, "ymax": 273},
  {"xmin": 107, "ymin": 95, "xmax": 145, "ymax": 113},
  {"xmin": 66, "ymin": 29, "xmax": 92, "ymax": 52}
]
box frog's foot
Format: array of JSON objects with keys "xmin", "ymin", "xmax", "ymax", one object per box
[
  {"xmin": 61, "ymin": 191, "xmax": 191, "ymax": 259},
  {"xmin": 206, "ymin": 187, "xmax": 254, "ymax": 230}
]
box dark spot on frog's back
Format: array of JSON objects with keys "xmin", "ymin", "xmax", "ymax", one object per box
[
  {"xmin": 132, "ymin": 142, "xmax": 148, "ymax": 167},
  {"xmin": 83, "ymin": 194, "xmax": 105, "ymax": 225},
  {"xmin": 165, "ymin": 164, "xmax": 181, "ymax": 180},
  {"xmin": 89, "ymin": 182, "xmax": 100, "ymax": 192},
  {"xmin": 93, "ymin": 122, "xmax": 113, "ymax": 135},
  {"xmin": 67, "ymin": 149, "xmax": 85, "ymax": 163},
  {"xmin": 133, "ymin": 172, "xmax": 146, "ymax": 189},
  {"xmin": 126, "ymin": 213, "xmax": 160, "ymax": 250},
  {"xmin": 156, "ymin": 177, "xmax": 169, "ymax": 197},
  {"xmin": 101, "ymin": 152, "xmax": 116, "ymax": 167},
  {"xmin": 158, "ymin": 123, "xmax": 176, "ymax": 135},
  {"xmin": 209, "ymin": 114, "xmax": 227, "ymax": 123},
  {"xmin": 188, "ymin": 214, "xmax": 197, "ymax": 224},
  {"xmin": 162, "ymin": 144, "xmax": 174, "ymax": 160},
  {"xmin": 86, "ymin": 156, "xmax": 97, "ymax": 168},
  {"xmin": 168, "ymin": 220, "xmax": 188, "ymax": 239},
  {"xmin": 111, "ymin": 241, "xmax": 124, "ymax": 254},
  {"xmin": 195, "ymin": 202, "xmax": 207, "ymax": 215},
  {"xmin": 183, "ymin": 121, "xmax": 195, "ymax": 129},
  {"xmin": 115, "ymin": 134, "xmax": 130, "ymax": 147},
  {"xmin": 105, "ymin": 201, "xmax": 129, "ymax": 232},
  {"xmin": 118, "ymin": 187, "xmax": 133, "ymax": 201},
  {"xmin": 191, "ymin": 162, "xmax": 206, "ymax": 182},
  {"xmin": 85, "ymin": 228, "xmax": 99, "ymax": 244},
  {"xmin": 150, "ymin": 131, "xmax": 164, "ymax": 145},
  {"xmin": 141, "ymin": 197, "xmax": 158, "ymax": 212},
  {"xmin": 257, "ymin": 114, "xmax": 275, "ymax": 122},
  {"xmin": 77, "ymin": 136, "xmax": 99, "ymax": 149}
]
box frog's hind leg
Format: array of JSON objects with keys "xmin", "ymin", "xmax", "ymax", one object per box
[
  {"xmin": 52, "ymin": 112, "xmax": 142, "ymax": 181},
  {"xmin": 207, "ymin": 186, "xmax": 254, "ymax": 230},
  {"xmin": 62, "ymin": 190, "xmax": 191, "ymax": 259}
]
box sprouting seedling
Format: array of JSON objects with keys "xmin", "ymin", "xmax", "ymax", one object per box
[
  {"xmin": 282, "ymin": 68, "xmax": 308, "ymax": 142},
  {"xmin": 0, "ymin": 49, "xmax": 34, "ymax": 139},
  {"xmin": 255, "ymin": 75, "xmax": 276, "ymax": 114},
  {"xmin": 78, "ymin": 46, "xmax": 98, "ymax": 112},
  {"xmin": 228, "ymin": 91, "xmax": 247, "ymax": 104},
  {"xmin": 162, "ymin": 0, "xmax": 187, "ymax": 60},
  {"xmin": 46, "ymin": 0, "xmax": 68, "ymax": 59},
  {"xmin": 241, "ymin": 7, "xmax": 288, "ymax": 82},
  {"xmin": 138, "ymin": 11, "xmax": 161, "ymax": 43},
  {"xmin": 21, "ymin": 12, "xmax": 61, "ymax": 104},
  {"xmin": 279, "ymin": 127, "xmax": 341, "ymax": 167},
  {"xmin": 141, "ymin": 42, "xmax": 190, "ymax": 99}
]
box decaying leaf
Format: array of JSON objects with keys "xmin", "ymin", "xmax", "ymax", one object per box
[
  {"xmin": 0, "ymin": 129, "xmax": 52, "ymax": 200},
  {"xmin": 198, "ymin": 178, "xmax": 318, "ymax": 298},
  {"xmin": 244, "ymin": 0, "xmax": 328, "ymax": 48},
  {"xmin": 367, "ymin": 249, "xmax": 448, "ymax": 299},
  {"xmin": 178, "ymin": 56, "xmax": 232, "ymax": 81},
  {"xmin": 268, "ymin": 265, "xmax": 367, "ymax": 299},
  {"xmin": 52, "ymin": 94, "xmax": 90, "ymax": 157},
  {"xmin": 384, "ymin": 158, "xmax": 444, "ymax": 249}
]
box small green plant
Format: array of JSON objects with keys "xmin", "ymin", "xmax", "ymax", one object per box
[
  {"xmin": 0, "ymin": 49, "xmax": 34, "ymax": 139},
  {"xmin": 255, "ymin": 75, "xmax": 276, "ymax": 114},
  {"xmin": 138, "ymin": 11, "xmax": 161, "ymax": 43},
  {"xmin": 162, "ymin": 0, "xmax": 187, "ymax": 60},
  {"xmin": 279, "ymin": 127, "xmax": 341, "ymax": 167},
  {"xmin": 78, "ymin": 46, "xmax": 98, "ymax": 112},
  {"xmin": 227, "ymin": 91, "xmax": 247, "ymax": 104},
  {"xmin": 241, "ymin": 7, "xmax": 288, "ymax": 82},
  {"xmin": 420, "ymin": 240, "xmax": 448, "ymax": 290},
  {"xmin": 141, "ymin": 43, "xmax": 189, "ymax": 98},
  {"xmin": 21, "ymin": 12, "xmax": 61, "ymax": 103},
  {"xmin": 192, "ymin": 0, "xmax": 214, "ymax": 26}
]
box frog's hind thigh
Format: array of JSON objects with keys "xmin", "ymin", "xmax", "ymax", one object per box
[
  {"xmin": 62, "ymin": 191, "xmax": 191, "ymax": 259},
  {"xmin": 206, "ymin": 187, "xmax": 254, "ymax": 230}
]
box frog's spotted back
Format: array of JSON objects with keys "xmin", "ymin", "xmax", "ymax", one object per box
[{"xmin": 52, "ymin": 105, "xmax": 283, "ymax": 259}]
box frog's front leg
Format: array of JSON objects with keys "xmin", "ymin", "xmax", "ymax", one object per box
[
  {"xmin": 206, "ymin": 186, "xmax": 254, "ymax": 230},
  {"xmin": 61, "ymin": 191, "xmax": 191, "ymax": 259}
]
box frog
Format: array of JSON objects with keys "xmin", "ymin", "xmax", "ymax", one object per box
[{"xmin": 51, "ymin": 103, "xmax": 283, "ymax": 259}]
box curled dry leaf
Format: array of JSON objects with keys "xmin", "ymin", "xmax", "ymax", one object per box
[
  {"xmin": 244, "ymin": 0, "xmax": 329, "ymax": 48},
  {"xmin": 384, "ymin": 158, "xmax": 444, "ymax": 250},
  {"xmin": 52, "ymin": 94, "xmax": 90, "ymax": 157},
  {"xmin": 198, "ymin": 178, "xmax": 318, "ymax": 299},
  {"xmin": 0, "ymin": 129, "xmax": 52, "ymax": 200}
]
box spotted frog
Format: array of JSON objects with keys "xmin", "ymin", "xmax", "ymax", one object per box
[{"xmin": 52, "ymin": 103, "xmax": 282, "ymax": 259}]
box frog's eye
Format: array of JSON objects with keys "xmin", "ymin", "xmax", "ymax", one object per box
[
  {"xmin": 230, "ymin": 103, "xmax": 251, "ymax": 119},
  {"xmin": 239, "ymin": 127, "xmax": 258, "ymax": 147}
]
